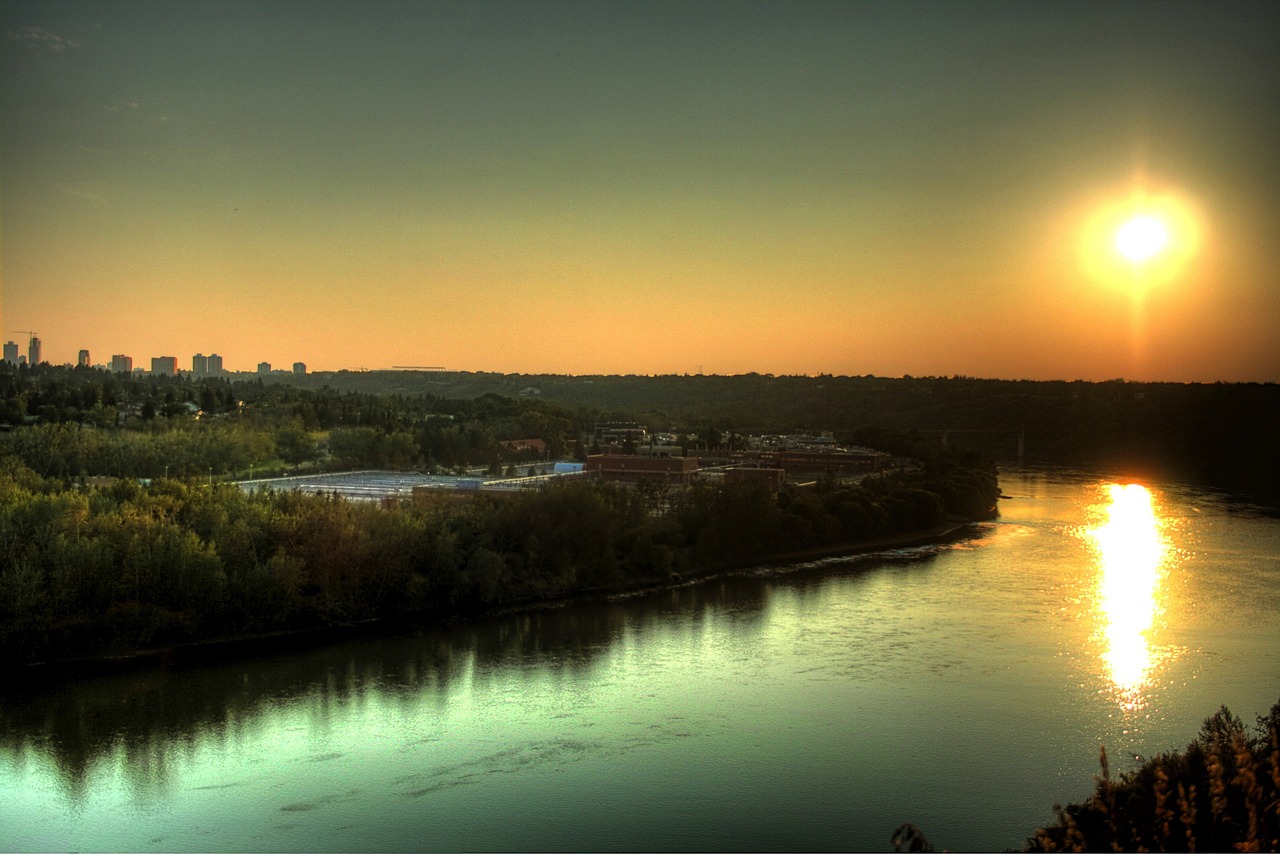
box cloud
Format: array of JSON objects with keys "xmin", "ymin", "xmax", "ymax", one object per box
[
  {"xmin": 55, "ymin": 182, "xmax": 109, "ymax": 209},
  {"xmin": 7, "ymin": 26, "xmax": 80, "ymax": 52}
]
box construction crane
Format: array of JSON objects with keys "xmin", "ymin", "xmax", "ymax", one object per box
[{"xmin": 10, "ymin": 331, "xmax": 39, "ymax": 364}]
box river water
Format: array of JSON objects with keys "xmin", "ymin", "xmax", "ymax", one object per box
[{"xmin": 2, "ymin": 468, "xmax": 1278, "ymax": 852}]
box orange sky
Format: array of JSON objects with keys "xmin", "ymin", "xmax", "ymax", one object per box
[{"xmin": 3, "ymin": 1, "xmax": 1278, "ymax": 381}]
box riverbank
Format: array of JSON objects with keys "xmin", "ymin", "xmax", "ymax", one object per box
[{"xmin": 9, "ymin": 518, "xmax": 985, "ymax": 683}]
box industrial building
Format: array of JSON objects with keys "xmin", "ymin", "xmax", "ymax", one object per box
[
  {"xmin": 760, "ymin": 450, "xmax": 886, "ymax": 477},
  {"xmin": 725, "ymin": 466, "xmax": 787, "ymax": 489},
  {"xmin": 584, "ymin": 454, "xmax": 698, "ymax": 484},
  {"xmin": 594, "ymin": 422, "xmax": 647, "ymax": 446}
]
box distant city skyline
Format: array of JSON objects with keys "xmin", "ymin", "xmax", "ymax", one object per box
[
  {"xmin": 2, "ymin": 332, "xmax": 306, "ymax": 375},
  {"xmin": 3, "ymin": 1, "xmax": 1278, "ymax": 382}
]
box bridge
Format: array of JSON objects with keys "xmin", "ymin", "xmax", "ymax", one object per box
[{"xmin": 912, "ymin": 428, "xmax": 1073, "ymax": 465}]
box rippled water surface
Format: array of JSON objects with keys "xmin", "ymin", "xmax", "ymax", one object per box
[{"xmin": 2, "ymin": 468, "xmax": 1278, "ymax": 851}]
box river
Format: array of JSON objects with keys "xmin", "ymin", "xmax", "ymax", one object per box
[{"xmin": 2, "ymin": 467, "xmax": 1278, "ymax": 851}]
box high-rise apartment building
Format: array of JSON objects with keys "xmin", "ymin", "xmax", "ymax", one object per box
[
  {"xmin": 151, "ymin": 356, "xmax": 177, "ymax": 376},
  {"xmin": 257, "ymin": 362, "xmax": 271, "ymax": 374},
  {"xmin": 193, "ymin": 353, "xmax": 224, "ymax": 377},
  {"xmin": 293, "ymin": 362, "xmax": 307, "ymax": 374},
  {"xmin": 111, "ymin": 354, "xmax": 133, "ymax": 373},
  {"xmin": 2, "ymin": 341, "xmax": 17, "ymax": 365},
  {"xmin": 78, "ymin": 349, "xmax": 91, "ymax": 367},
  {"xmin": 28, "ymin": 336, "xmax": 41, "ymax": 366}
]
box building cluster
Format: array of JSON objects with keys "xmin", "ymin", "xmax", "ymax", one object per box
[
  {"xmin": 582, "ymin": 422, "xmax": 890, "ymax": 489},
  {"xmin": 3, "ymin": 335, "xmax": 41, "ymax": 367},
  {"xmin": 2, "ymin": 334, "xmax": 306, "ymax": 377}
]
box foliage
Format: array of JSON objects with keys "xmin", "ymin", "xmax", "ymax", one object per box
[
  {"xmin": 0, "ymin": 364, "xmax": 1002, "ymax": 665},
  {"xmin": 270, "ymin": 370, "xmax": 1280, "ymax": 503},
  {"xmin": 1026, "ymin": 700, "xmax": 1280, "ymax": 852},
  {"xmin": 0, "ymin": 448, "xmax": 992, "ymax": 666},
  {"xmin": 0, "ymin": 364, "xmax": 586, "ymax": 479}
]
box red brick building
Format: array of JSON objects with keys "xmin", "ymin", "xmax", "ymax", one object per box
[
  {"xmin": 725, "ymin": 466, "xmax": 787, "ymax": 489},
  {"xmin": 585, "ymin": 454, "xmax": 698, "ymax": 484}
]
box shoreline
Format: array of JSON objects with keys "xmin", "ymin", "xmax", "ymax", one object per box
[{"xmin": 9, "ymin": 519, "xmax": 987, "ymax": 683}]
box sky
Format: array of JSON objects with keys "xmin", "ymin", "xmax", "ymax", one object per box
[{"xmin": 2, "ymin": 0, "xmax": 1278, "ymax": 381}]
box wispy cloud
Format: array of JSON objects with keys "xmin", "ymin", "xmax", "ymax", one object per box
[
  {"xmin": 103, "ymin": 99, "xmax": 170, "ymax": 125},
  {"xmin": 7, "ymin": 26, "xmax": 80, "ymax": 52},
  {"xmin": 55, "ymin": 182, "xmax": 109, "ymax": 209}
]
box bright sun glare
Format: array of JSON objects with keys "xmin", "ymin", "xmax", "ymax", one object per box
[
  {"xmin": 1115, "ymin": 214, "xmax": 1170, "ymax": 263},
  {"xmin": 1078, "ymin": 189, "xmax": 1201, "ymax": 291}
]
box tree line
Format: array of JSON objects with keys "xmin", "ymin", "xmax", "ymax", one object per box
[
  {"xmin": 0, "ymin": 364, "xmax": 587, "ymax": 478},
  {"xmin": 0, "ymin": 453, "xmax": 996, "ymax": 666},
  {"xmin": 274, "ymin": 369, "xmax": 1280, "ymax": 503}
]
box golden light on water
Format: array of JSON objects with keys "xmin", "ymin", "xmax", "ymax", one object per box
[{"xmin": 1085, "ymin": 483, "xmax": 1172, "ymax": 712}]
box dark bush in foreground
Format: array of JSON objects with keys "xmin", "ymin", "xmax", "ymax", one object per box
[{"xmin": 1026, "ymin": 700, "xmax": 1280, "ymax": 852}]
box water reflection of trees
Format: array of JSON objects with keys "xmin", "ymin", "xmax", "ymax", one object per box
[{"xmin": 0, "ymin": 570, "xmax": 779, "ymax": 800}]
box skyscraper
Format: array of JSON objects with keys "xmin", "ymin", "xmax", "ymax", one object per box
[
  {"xmin": 2, "ymin": 342, "xmax": 17, "ymax": 365},
  {"xmin": 192, "ymin": 353, "xmax": 224, "ymax": 377},
  {"xmin": 293, "ymin": 362, "xmax": 307, "ymax": 374},
  {"xmin": 78, "ymin": 349, "xmax": 91, "ymax": 367},
  {"xmin": 111, "ymin": 355, "xmax": 133, "ymax": 373},
  {"xmin": 151, "ymin": 356, "xmax": 177, "ymax": 376},
  {"xmin": 28, "ymin": 336, "xmax": 41, "ymax": 366}
]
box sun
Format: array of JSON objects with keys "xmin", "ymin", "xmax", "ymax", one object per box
[{"xmin": 1115, "ymin": 214, "xmax": 1170, "ymax": 264}]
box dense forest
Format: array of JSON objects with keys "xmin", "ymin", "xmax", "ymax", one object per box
[
  {"xmin": 0, "ymin": 364, "xmax": 997, "ymax": 666},
  {"xmin": 4, "ymin": 363, "xmax": 1277, "ymax": 502},
  {"xmin": 273, "ymin": 369, "xmax": 1280, "ymax": 503}
]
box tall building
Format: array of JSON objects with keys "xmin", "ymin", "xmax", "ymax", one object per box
[
  {"xmin": 257, "ymin": 361, "xmax": 271, "ymax": 374},
  {"xmin": 28, "ymin": 336, "xmax": 41, "ymax": 366},
  {"xmin": 193, "ymin": 353, "xmax": 224, "ymax": 377},
  {"xmin": 78, "ymin": 349, "xmax": 91, "ymax": 367},
  {"xmin": 151, "ymin": 356, "xmax": 177, "ymax": 376},
  {"xmin": 111, "ymin": 354, "xmax": 133, "ymax": 373},
  {"xmin": 2, "ymin": 341, "xmax": 16, "ymax": 365},
  {"xmin": 292, "ymin": 362, "xmax": 307, "ymax": 374}
]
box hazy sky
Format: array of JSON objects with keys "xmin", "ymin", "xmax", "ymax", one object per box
[{"xmin": 3, "ymin": 0, "xmax": 1277, "ymax": 380}]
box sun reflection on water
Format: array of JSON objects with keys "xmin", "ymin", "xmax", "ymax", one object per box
[{"xmin": 1085, "ymin": 483, "xmax": 1175, "ymax": 712}]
